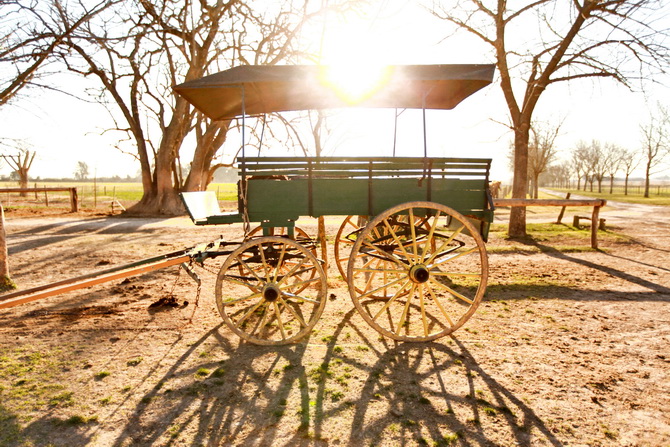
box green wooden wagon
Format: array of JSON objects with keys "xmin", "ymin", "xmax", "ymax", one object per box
[{"xmin": 175, "ymin": 64, "xmax": 496, "ymax": 345}]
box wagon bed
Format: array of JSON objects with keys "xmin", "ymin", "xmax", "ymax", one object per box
[{"xmin": 183, "ymin": 156, "xmax": 494, "ymax": 237}]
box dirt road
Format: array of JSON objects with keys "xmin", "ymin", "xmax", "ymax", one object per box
[{"xmin": 0, "ymin": 203, "xmax": 668, "ymax": 446}]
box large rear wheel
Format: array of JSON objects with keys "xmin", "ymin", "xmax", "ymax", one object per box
[{"xmin": 347, "ymin": 202, "xmax": 488, "ymax": 342}]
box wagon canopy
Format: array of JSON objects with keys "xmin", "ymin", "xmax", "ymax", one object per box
[{"xmin": 173, "ymin": 64, "xmax": 495, "ymax": 121}]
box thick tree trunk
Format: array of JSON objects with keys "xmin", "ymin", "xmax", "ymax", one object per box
[
  {"xmin": 509, "ymin": 127, "xmax": 530, "ymax": 238},
  {"xmin": 0, "ymin": 205, "xmax": 16, "ymax": 292},
  {"xmin": 18, "ymin": 170, "xmax": 29, "ymax": 197}
]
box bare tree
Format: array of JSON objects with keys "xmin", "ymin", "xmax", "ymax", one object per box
[
  {"xmin": 570, "ymin": 142, "xmax": 590, "ymax": 190},
  {"xmin": 74, "ymin": 161, "xmax": 89, "ymax": 180},
  {"xmin": 604, "ymin": 143, "xmax": 623, "ymax": 194},
  {"xmin": 584, "ymin": 140, "xmax": 609, "ymax": 193},
  {"xmin": 1, "ymin": 143, "xmax": 36, "ymax": 195},
  {"xmin": 57, "ymin": 0, "xmax": 330, "ymax": 214},
  {"xmin": 431, "ymin": 0, "xmax": 670, "ymax": 236},
  {"xmin": 528, "ymin": 121, "xmax": 561, "ymax": 199},
  {"xmin": 640, "ymin": 104, "xmax": 670, "ymax": 198},
  {"xmin": 620, "ymin": 147, "xmax": 639, "ymax": 195},
  {"xmin": 0, "ymin": 0, "xmax": 112, "ymax": 106},
  {"xmin": 541, "ymin": 161, "xmax": 570, "ymax": 188}
]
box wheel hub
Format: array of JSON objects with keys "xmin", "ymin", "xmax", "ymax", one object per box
[
  {"xmin": 262, "ymin": 284, "xmax": 281, "ymax": 302},
  {"xmin": 409, "ymin": 264, "xmax": 430, "ymax": 284}
]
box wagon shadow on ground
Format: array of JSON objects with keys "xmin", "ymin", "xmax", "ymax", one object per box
[
  {"xmin": 530, "ymin": 241, "xmax": 670, "ymax": 298},
  {"xmin": 109, "ymin": 309, "xmax": 562, "ymax": 447}
]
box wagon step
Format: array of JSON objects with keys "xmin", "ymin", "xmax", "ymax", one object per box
[{"xmin": 0, "ymin": 237, "xmax": 234, "ymax": 310}]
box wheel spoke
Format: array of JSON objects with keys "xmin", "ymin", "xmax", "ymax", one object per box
[
  {"xmin": 420, "ymin": 211, "xmax": 441, "ymax": 263},
  {"xmin": 425, "ymin": 225, "xmax": 465, "ymax": 265},
  {"xmin": 419, "ymin": 283, "xmax": 429, "ymax": 337},
  {"xmin": 235, "ymin": 299, "xmax": 265, "ymax": 329},
  {"xmin": 395, "ymin": 283, "xmax": 417, "ymax": 336},
  {"xmin": 257, "ymin": 244, "xmax": 271, "ymax": 281},
  {"xmin": 222, "ymin": 274, "xmax": 261, "ymax": 292},
  {"xmin": 372, "ymin": 280, "xmax": 412, "ymax": 322},
  {"xmin": 278, "ymin": 297, "xmax": 308, "ymax": 328},
  {"xmin": 430, "ymin": 271, "xmax": 481, "ymax": 277},
  {"xmin": 429, "ymin": 277, "xmax": 474, "ymax": 305},
  {"xmin": 273, "ymin": 302, "xmax": 287, "ymax": 340},
  {"xmin": 353, "ymin": 267, "xmax": 406, "ymax": 274},
  {"xmin": 382, "ymin": 218, "xmax": 415, "ymax": 263},
  {"xmin": 279, "ymin": 276, "xmax": 321, "ymax": 293},
  {"xmin": 361, "ymin": 239, "xmax": 406, "ymax": 267},
  {"xmin": 282, "ymin": 292, "xmax": 321, "ymax": 305},
  {"xmin": 273, "ymin": 242, "xmax": 288, "ymax": 282},
  {"xmin": 237, "ymin": 256, "xmax": 265, "ymax": 286},
  {"xmin": 254, "ymin": 303, "xmax": 272, "ymax": 337},
  {"xmin": 425, "ymin": 282, "xmax": 455, "ymax": 327},
  {"xmin": 409, "ymin": 208, "xmax": 419, "ymax": 260},
  {"xmin": 428, "ymin": 247, "xmax": 479, "ymax": 268},
  {"xmin": 276, "ymin": 256, "xmax": 308, "ymax": 286},
  {"xmin": 220, "ymin": 289, "xmax": 262, "ymax": 306},
  {"xmin": 357, "ymin": 275, "xmax": 407, "ymax": 300}
]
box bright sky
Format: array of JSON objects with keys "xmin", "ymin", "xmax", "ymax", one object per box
[{"xmin": 1, "ymin": 0, "xmax": 668, "ymax": 181}]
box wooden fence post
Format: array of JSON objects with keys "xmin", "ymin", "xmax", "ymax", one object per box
[
  {"xmin": 556, "ymin": 192, "xmax": 571, "ymax": 224},
  {"xmin": 591, "ymin": 205, "xmax": 600, "ymax": 250},
  {"xmin": 70, "ymin": 188, "xmax": 79, "ymax": 212}
]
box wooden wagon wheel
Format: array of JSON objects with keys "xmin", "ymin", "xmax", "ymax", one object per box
[
  {"xmin": 215, "ymin": 236, "xmax": 327, "ymax": 345},
  {"xmin": 347, "ymin": 202, "xmax": 488, "ymax": 342}
]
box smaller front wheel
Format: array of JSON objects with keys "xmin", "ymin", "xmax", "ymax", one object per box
[{"xmin": 215, "ymin": 237, "xmax": 327, "ymax": 345}]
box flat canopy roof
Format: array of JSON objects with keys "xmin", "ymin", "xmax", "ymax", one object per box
[{"xmin": 173, "ymin": 64, "xmax": 495, "ymax": 120}]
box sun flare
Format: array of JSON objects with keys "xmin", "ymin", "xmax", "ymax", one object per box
[{"xmin": 320, "ymin": 64, "xmax": 392, "ymax": 104}]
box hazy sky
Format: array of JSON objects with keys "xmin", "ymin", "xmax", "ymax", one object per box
[{"xmin": 1, "ymin": 1, "xmax": 668, "ymax": 181}]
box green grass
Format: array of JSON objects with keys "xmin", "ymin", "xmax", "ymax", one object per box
[
  {"xmin": 550, "ymin": 187, "xmax": 670, "ymax": 206},
  {"xmin": 0, "ymin": 181, "xmax": 238, "ymax": 203}
]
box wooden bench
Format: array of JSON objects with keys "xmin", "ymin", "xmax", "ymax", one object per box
[
  {"xmin": 573, "ymin": 215, "xmax": 606, "ymax": 230},
  {"xmin": 493, "ymin": 198, "xmax": 607, "ymax": 249}
]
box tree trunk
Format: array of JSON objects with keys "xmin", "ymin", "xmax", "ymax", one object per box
[
  {"xmin": 609, "ymin": 175, "xmax": 614, "ymax": 194},
  {"xmin": 0, "ymin": 205, "xmax": 16, "ymax": 292},
  {"xmin": 18, "ymin": 169, "xmax": 29, "ymax": 197},
  {"xmin": 644, "ymin": 161, "xmax": 651, "ymax": 198},
  {"xmin": 509, "ymin": 128, "xmax": 530, "ymax": 238},
  {"xmin": 625, "ymin": 174, "xmax": 629, "ymax": 195}
]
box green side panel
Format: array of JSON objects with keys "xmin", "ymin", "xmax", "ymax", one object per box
[
  {"xmin": 312, "ymin": 179, "xmax": 369, "ymax": 215},
  {"xmin": 246, "ymin": 179, "xmax": 307, "ymax": 222},
  {"xmin": 243, "ymin": 177, "xmax": 492, "ymax": 228}
]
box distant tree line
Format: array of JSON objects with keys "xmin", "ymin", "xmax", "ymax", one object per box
[{"xmin": 530, "ymin": 104, "xmax": 669, "ymax": 198}]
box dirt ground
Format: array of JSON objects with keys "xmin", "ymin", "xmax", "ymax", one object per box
[{"xmin": 0, "ymin": 199, "xmax": 668, "ymax": 447}]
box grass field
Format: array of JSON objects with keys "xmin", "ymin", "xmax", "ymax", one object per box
[
  {"xmin": 0, "ymin": 182, "xmax": 238, "ymax": 205},
  {"xmin": 549, "ymin": 186, "xmax": 670, "ymax": 206}
]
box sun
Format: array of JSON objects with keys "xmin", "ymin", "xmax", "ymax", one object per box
[{"xmin": 319, "ymin": 63, "xmax": 392, "ymax": 104}]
